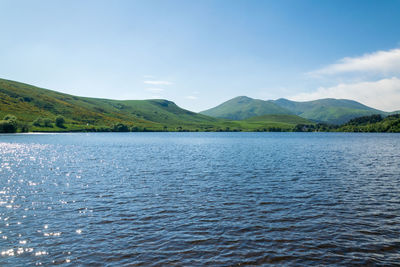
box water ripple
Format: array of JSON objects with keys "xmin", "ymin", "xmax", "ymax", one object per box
[{"xmin": 1, "ymin": 132, "xmax": 400, "ymax": 266}]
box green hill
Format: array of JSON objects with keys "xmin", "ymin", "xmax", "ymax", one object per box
[
  {"xmin": 244, "ymin": 114, "xmax": 312, "ymax": 124},
  {"xmin": 273, "ymin": 98, "xmax": 386, "ymax": 124},
  {"xmin": 238, "ymin": 114, "xmax": 313, "ymax": 131},
  {"xmin": 200, "ymin": 96, "xmax": 293, "ymax": 120},
  {"xmin": 1, "ymin": 78, "xmax": 394, "ymax": 132},
  {"xmin": 389, "ymin": 110, "xmax": 400, "ymax": 115},
  {"xmin": 0, "ymin": 78, "xmax": 314, "ymax": 132},
  {"xmin": 0, "ymin": 78, "xmax": 222, "ymax": 131},
  {"xmin": 201, "ymin": 96, "xmax": 387, "ymax": 124},
  {"xmin": 337, "ymin": 114, "xmax": 400, "ymax": 132}
]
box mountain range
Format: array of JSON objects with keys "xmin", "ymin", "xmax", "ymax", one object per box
[
  {"xmin": 201, "ymin": 96, "xmax": 388, "ymax": 124},
  {"xmin": 0, "ymin": 78, "xmax": 310, "ymax": 132},
  {"xmin": 0, "ymin": 78, "xmax": 397, "ymax": 132}
]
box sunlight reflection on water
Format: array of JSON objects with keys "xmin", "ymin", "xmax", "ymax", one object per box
[{"xmin": 1, "ymin": 132, "xmax": 400, "ymax": 266}]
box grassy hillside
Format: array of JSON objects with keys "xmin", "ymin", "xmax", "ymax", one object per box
[
  {"xmin": 0, "ymin": 78, "xmax": 228, "ymax": 131},
  {"xmin": 287, "ymin": 114, "xmax": 400, "ymax": 133},
  {"xmin": 273, "ymin": 98, "xmax": 386, "ymax": 124},
  {"xmin": 200, "ymin": 96, "xmax": 293, "ymax": 120},
  {"xmin": 237, "ymin": 114, "xmax": 313, "ymax": 131},
  {"xmin": 201, "ymin": 96, "xmax": 386, "ymax": 124},
  {"xmin": 2, "ymin": 78, "xmax": 395, "ymax": 133},
  {"xmin": 0, "ymin": 78, "xmax": 313, "ymax": 132},
  {"xmin": 337, "ymin": 114, "xmax": 400, "ymax": 132},
  {"xmin": 244, "ymin": 114, "xmax": 312, "ymax": 124}
]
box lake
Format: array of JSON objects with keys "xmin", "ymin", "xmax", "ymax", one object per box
[{"xmin": 1, "ymin": 132, "xmax": 400, "ymax": 266}]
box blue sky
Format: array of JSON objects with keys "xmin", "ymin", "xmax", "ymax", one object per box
[{"xmin": 1, "ymin": 0, "xmax": 400, "ymax": 111}]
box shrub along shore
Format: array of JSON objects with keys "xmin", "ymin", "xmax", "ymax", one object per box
[{"xmin": 1, "ymin": 114, "xmax": 399, "ymax": 133}]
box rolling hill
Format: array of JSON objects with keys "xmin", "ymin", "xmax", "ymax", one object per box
[
  {"xmin": 243, "ymin": 114, "xmax": 312, "ymax": 124},
  {"xmin": 0, "ymin": 78, "xmax": 222, "ymax": 131},
  {"xmin": 0, "ymin": 78, "xmax": 313, "ymax": 132},
  {"xmin": 273, "ymin": 98, "xmax": 386, "ymax": 124},
  {"xmin": 238, "ymin": 114, "xmax": 313, "ymax": 131},
  {"xmin": 201, "ymin": 96, "xmax": 387, "ymax": 124},
  {"xmin": 200, "ymin": 96, "xmax": 293, "ymax": 120},
  {"xmin": 1, "ymin": 78, "xmax": 394, "ymax": 132}
]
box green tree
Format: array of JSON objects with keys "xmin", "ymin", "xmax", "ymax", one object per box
[
  {"xmin": 55, "ymin": 116, "xmax": 66, "ymax": 128},
  {"xmin": 3, "ymin": 114, "xmax": 17, "ymax": 121},
  {"xmin": 112, "ymin": 123, "xmax": 129, "ymax": 132},
  {"xmin": 43, "ymin": 118, "xmax": 53, "ymax": 127},
  {"xmin": 19, "ymin": 123, "xmax": 29, "ymax": 133},
  {"xmin": 33, "ymin": 117, "xmax": 44, "ymax": 127},
  {"xmin": 131, "ymin": 126, "xmax": 142, "ymax": 132},
  {"xmin": 0, "ymin": 114, "xmax": 18, "ymax": 133}
]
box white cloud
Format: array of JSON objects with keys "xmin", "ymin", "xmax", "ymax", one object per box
[
  {"xmin": 143, "ymin": 80, "xmax": 172, "ymax": 85},
  {"xmin": 291, "ymin": 77, "xmax": 400, "ymax": 111},
  {"xmin": 295, "ymin": 47, "xmax": 400, "ymax": 111},
  {"xmin": 185, "ymin": 95, "xmax": 198, "ymax": 100},
  {"xmin": 145, "ymin": 87, "xmax": 164, "ymax": 92},
  {"xmin": 309, "ymin": 48, "xmax": 400, "ymax": 77}
]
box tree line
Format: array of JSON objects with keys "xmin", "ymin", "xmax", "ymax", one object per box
[
  {"xmin": 2, "ymin": 113, "xmax": 400, "ymax": 133},
  {"xmin": 293, "ymin": 114, "xmax": 400, "ymax": 133},
  {"xmin": 0, "ymin": 115, "xmax": 65, "ymax": 133}
]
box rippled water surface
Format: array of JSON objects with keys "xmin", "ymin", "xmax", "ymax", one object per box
[{"xmin": 1, "ymin": 132, "xmax": 400, "ymax": 266}]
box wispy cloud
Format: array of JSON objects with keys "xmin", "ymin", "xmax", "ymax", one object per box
[
  {"xmin": 309, "ymin": 48, "xmax": 400, "ymax": 77},
  {"xmin": 145, "ymin": 87, "xmax": 164, "ymax": 92},
  {"xmin": 291, "ymin": 77, "xmax": 400, "ymax": 111},
  {"xmin": 144, "ymin": 80, "xmax": 172, "ymax": 85},
  {"xmin": 185, "ymin": 95, "xmax": 198, "ymax": 100},
  {"xmin": 294, "ymin": 47, "xmax": 400, "ymax": 111}
]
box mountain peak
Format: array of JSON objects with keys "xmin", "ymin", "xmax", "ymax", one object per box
[
  {"xmin": 201, "ymin": 95, "xmax": 387, "ymax": 124},
  {"xmin": 200, "ymin": 96, "xmax": 292, "ymax": 120},
  {"xmin": 231, "ymin": 96, "xmax": 254, "ymax": 102},
  {"xmin": 271, "ymin": 98, "xmax": 385, "ymax": 124}
]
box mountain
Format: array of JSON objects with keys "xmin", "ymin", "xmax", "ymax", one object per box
[
  {"xmin": 0, "ymin": 78, "xmax": 312, "ymax": 132},
  {"xmin": 243, "ymin": 114, "xmax": 312, "ymax": 125},
  {"xmin": 201, "ymin": 96, "xmax": 387, "ymax": 124},
  {"xmin": 0, "ymin": 78, "xmax": 220, "ymax": 131},
  {"xmin": 240, "ymin": 114, "xmax": 313, "ymax": 131},
  {"xmin": 273, "ymin": 98, "xmax": 387, "ymax": 124},
  {"xmin": 219, "ymin": 114, "xmax": 312, "ymax": 132},
  {"xmin": 200, "ymin": 96, "xmax": 293, "ymax": 120},
  {"xmin": 1, "ymin": 78, "xmax": 390, "ymax": 132},
  {"xmin": 389, "ymin": 110, "xmax": 400, "ymax": 115}
]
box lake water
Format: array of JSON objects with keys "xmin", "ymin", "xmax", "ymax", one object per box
[{"xmin": 0, "ymin": 132, "xmax": 400, "ymax": 266}]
